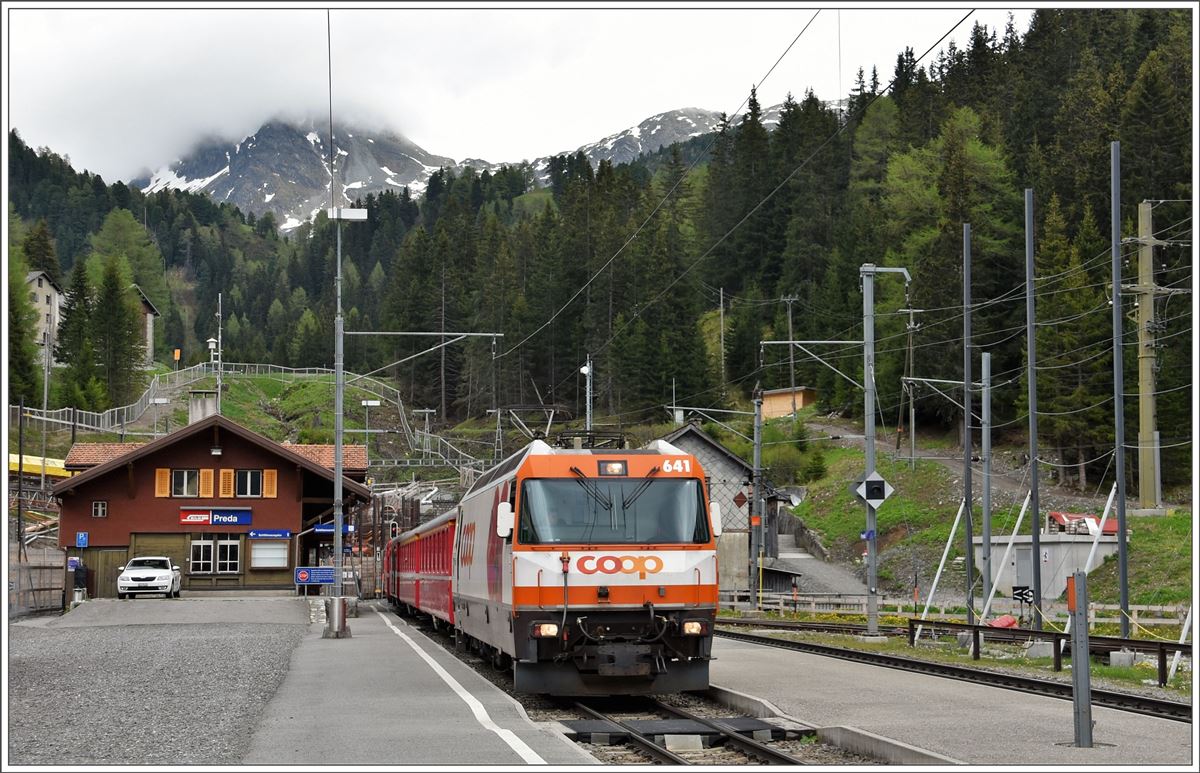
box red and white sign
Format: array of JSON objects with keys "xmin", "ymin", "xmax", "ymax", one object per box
[{"xmin": 180, "ymin": 510, "xmax": 211, "ymax": 525}]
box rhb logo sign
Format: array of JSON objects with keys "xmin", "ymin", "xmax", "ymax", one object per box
[{"xmin": 577, "ymin": 555, "xmax": 664, "ymax": 580}]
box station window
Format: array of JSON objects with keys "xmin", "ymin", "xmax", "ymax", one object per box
[
  {"xmin": 190, "ymin": 539, "xmax": 213, "ymax": 573},
  {"xmin": 250, "ymin": 540, "xmax": 288, "ymax": 568},
  {"xmin": 236, "ymin": 469, "xmax": 263, "ymax": 498},
  {"xmin": 217, "ymin": 537, "xmax": 240, "ymax": 573},
  {"xmin": 29, "ymin": 291, "xmax": 36, "ymax": 303},
  {"xmin": 190, "ymin": 535, "xmax": 240, "ymax": 574},
  {"xmin": 91, "ymin": 501, "xmax": 107, "ymax": 518},
  {"xmin": 172, "ymin": 469, "xmax": 199, "ymax": 497}
]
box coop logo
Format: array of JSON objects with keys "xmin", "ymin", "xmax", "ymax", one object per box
[
  {"xmin": 577, "ymin": 555, "xmax": 664, "ymax": 580},
  {"xmin": 180, "ymin": 510, "xmax": 211, "ymax": 525}
]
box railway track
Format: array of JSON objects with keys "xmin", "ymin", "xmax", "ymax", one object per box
[
  {"xmin": 384, "ymin": 605, "xmax": 873, "ymax": 764},
  {"xmin": 715, "ymin": 627, "xmax": 1191, "ymax": 724},
  {"xmin": 569, "ymin": 697, "xmax": 813, "ymax": 765}
]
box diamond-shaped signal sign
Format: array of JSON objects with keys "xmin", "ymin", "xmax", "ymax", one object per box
[{"xmin": 854, "ymin": 471, "xmax": 894, "ymax": 507}]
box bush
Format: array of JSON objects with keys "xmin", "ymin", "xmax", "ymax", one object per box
[{"xmin": 764, "ymin": 444, "xmax": 804, "ymax": 484}]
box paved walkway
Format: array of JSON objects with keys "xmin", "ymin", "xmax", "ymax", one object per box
[
  {"xmin": 241, "ymin": 601, "xmax": 595, "ymax": 766},
  {"xmin": 712, "ymin": 636, "xmax": 1193, "ymax": 766},
  {"xmin": 767, "ymin": 534, "xmax": 869, "ymax": 595}
]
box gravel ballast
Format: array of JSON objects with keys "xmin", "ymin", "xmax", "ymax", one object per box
[{"xmin": 8, "ymin": 600, "xmax": 306, "ymax": 765}]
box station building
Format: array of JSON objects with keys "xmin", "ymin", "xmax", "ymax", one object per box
[
  {"xmin": 54, "ymin": 414, "xmax": 369, "ymax": 598},
  {"xmin": 658, "ymin": 422, "xmax": 792, "ymax": 595}
]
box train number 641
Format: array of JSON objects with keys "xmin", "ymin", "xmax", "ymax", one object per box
[{"xmin": 662, "ymin": 458, "xmax": 691, "ymax": 473}]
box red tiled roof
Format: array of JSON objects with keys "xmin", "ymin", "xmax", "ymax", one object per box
[
  {"xmin": 64, "ymin": 443, "xmax": 146, "ymax": 469},
  {"xmin": 281, "ymin": 444, "xmax": 368, "ymax": 471}
]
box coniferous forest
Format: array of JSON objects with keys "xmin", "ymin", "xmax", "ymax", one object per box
[{"xmin": 7, "ymin": 10, "xmax": 1192, "ymax": 488}]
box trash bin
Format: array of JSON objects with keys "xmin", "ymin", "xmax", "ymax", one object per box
[{"xmin": 323, "ymin": 597, "xmax": 351, "ymax": 639}]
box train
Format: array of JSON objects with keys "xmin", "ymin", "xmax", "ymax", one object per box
[{"xmin": 383, "ymin": 437, "xmax": 723, "ymax": 695}]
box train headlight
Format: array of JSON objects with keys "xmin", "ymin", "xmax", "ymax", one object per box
[
  {"xmin": 681, "ymin": 621, "xmax": 706, "ymax": 636},
  {"xmin": 531, "ymin": 622, "xmax": 559, "ymax": 638}
]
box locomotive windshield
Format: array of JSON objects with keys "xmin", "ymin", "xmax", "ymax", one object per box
[{"xmin": 518, "ymin": 477, "xmax": 709, "ymax": 544}]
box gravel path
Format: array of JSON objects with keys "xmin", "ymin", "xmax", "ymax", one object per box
[{"xmin": 7, "ymin": 600, "xmax": 306, "ymax": 765}]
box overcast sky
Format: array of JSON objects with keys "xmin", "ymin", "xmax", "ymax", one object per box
[{"xmin": 6, "ymin": 3, "xmax": 1034, "ymax": 183}]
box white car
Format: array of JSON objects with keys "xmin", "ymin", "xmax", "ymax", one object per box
[{"xmin": 117, "ymin": 557, "xmax": 182, "ymax": 599}]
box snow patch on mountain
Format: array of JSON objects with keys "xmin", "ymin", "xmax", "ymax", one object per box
[{"xmin": 142, "ymin": 164, "xmax": 229, "ymax": 194}]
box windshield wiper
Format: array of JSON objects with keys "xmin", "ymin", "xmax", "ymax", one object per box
[
  {"xmin": 572, "ymin": 466, "xmax": 613, "ymax": 545},
  {"xmin": 621, "ymin": 465, "xmax": 660, "ymax": 510},
  {"xmin": 569, "ymin": 466, "xmax": 612, "ymax": 511}
]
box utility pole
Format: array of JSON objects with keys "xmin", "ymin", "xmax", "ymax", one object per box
[
  {"xmin": 1024, "ymin": 188, "xmax": 1044, "ymax": 629},
  {"xmin": 1136, "ymin": 201, "xmax": 1158, "ymax": 508},
  {"xmin": 1110, "ymin": 141, "xmax": 1130, "ymax": 638},
  {"xmin": 751, "ymin": 384, "xmax": 763, "ymax": 606},
  {"xmin": 898, "ymin": 306, "xmax": 921, "ymax": 468},
  {"xmin": 783, "ymin": 295, "xmax": 797, "ymax": 425},
  {"xmin": 962, "ymin": 223, "xmax": 976, "ymax": 626},
  {"xmin": 859, "ymin": 264, "xmax": 910, "ymax": 636},
  {"xmin": 981, "ymin": 352, "xmax": 992, "ymax": 606},
  {"xmin": 1125, "ymin": 201, "xmax": 1189, "ymax": 508},
  {"xmin": 719, "ymin": 288, "xmax": 726, "ymax": 393}
]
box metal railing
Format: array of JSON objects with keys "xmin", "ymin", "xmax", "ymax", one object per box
[
  {"xmin": 11, "ymin": 359, "xmax": 487, "ymax": 473},
  {"xmin": 10, "ymin": 362, "xmax": 212, "ymax": 434}
]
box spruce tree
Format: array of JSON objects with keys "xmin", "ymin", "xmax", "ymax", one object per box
[
  {"xmin": 22, "ymin": 219, "xmax": 61, "ymax": 284},
  {"xmin": 8, "ymin": 235, "xmax": 42, "ymax": 404},
  {"xmin": 92, "ymin": 255, "xmax": 144, "ymax": 406}
]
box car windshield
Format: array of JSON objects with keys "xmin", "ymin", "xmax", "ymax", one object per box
[
  {"xmin": 518, "ymin": 478, "xmax": 708, "ymax": 545},
  {"xmin": 128, "ymin": 558, "xmax": 170, "ymax": 570}
]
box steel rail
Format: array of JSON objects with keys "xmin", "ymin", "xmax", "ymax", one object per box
[
  {"xmin": 718, "ymin": 617, "xmax": 911, "ymax": 637},
  {"xmin": 649, "ymin": 699, "xmax": 807, "ymax": 765},
  {"xmin": 573, "ymin": 701, "xmax": 693, "ymax": 765},
  {"xmin": 715, "ymin": 629, "xmax": 1190, "ymax": 723}
]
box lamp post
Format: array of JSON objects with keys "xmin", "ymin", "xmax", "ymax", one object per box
[
  {"xmin": 329, "ymin": 205, "xmax": 368, "ymax": 635},
  {"xmin": 361, "ymin": 399, "xmax": 381, "ymax": 465},
  {"xmin": 206, "ymin": 337, "xmax": 219, "ymax": 416},
  {"xmin": 40, "ymin": 330, "xmax": 50, "ymax": 493},
  {"xmin": 151, "ymin": 397, "xmax": 170, "ymax": 438},
  {"xmin": 214, "ymin": 293, "xmax": 223, "ymax": 414},
  {"xmin": 580, "ymin": 355, "xmax": 593, "ymax": 432}
]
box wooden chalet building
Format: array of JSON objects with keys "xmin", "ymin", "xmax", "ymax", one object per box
[{"xmin": 54, "ymin": 414, "xmax": 369, "ymax": 599}]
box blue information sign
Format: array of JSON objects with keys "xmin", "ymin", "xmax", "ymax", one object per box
[
  {"xmin": 249, "ymin": 529, "xmax": 291, "ymax": 539},
  {"xmin": 294, "ymin": 567, "xmax": 336, "ymax": 585},
  {"xmin": 860, "ymin": 529, "xmax": 876, "ymax": 540},
  {"xmin": 76, "ymin": 531, "xmax": 89, "ymax": 548},
  {"xmin": 313, "ymin": 523, "xmax": 354, "ymax": 534},
  {"xmin": 211, "ymin": 509, "xmax": 253, "ymax": 526}
]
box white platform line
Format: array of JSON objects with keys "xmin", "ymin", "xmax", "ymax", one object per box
[{"xmin": 375, "ymin": 610, "xmax": 546, "ymax": 764}]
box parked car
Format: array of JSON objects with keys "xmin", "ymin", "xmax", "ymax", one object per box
[{"xmin": 117, "ymin": 557, "xmax": 181, "ymax": 599}]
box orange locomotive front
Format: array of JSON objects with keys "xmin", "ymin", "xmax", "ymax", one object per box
[{"xmin": 453, "ymin": 439, "xmax": 722, "ymax": 695}]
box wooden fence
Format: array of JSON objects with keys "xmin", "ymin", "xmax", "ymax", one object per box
[{"xmin": 8, "ymin": 543, "xmax": 66, "ymax": 617}]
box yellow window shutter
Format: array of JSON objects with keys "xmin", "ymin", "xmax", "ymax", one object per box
[
  {"xmin": 219, "ymin": 469, "xmax": 235, "ymax": 498},
  {"xmin": 155, "ymin": 468, "xmax": 170, "ymax": 497},
  {"xmin": 199, "ymin": 469, "xmax": 214, "ymax": 498},
  {"xmin": 263, "ymin": 469, "xmax": 278, "ymax": 498}
]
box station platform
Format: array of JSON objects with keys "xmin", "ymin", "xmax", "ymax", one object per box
[
  {"xmin": 711, "ymin": 636, "xmax": 1194, "ymax": 767},
  {"xmin": 242, "ymin": 601, "xmax": 596, "ymax": 766}
]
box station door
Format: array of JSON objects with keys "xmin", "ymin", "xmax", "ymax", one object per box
[{"xmin": 129, "ymin": 534, "xmax": 189, "ymax": 580}]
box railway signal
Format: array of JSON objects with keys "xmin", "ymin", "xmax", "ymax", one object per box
[{"xmin": 854, "ymin": 471, "xmax": 894, "ymax": 509}]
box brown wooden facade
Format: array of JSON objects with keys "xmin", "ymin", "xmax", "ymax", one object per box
[{"xmin": 54, "ymin": 415, "xmax": 369, "ymax": 598}]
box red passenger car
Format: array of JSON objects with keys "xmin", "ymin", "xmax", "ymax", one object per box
[{"xmin": 384, "ymin": 509, "xmax": 455, "ymax": 625}]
